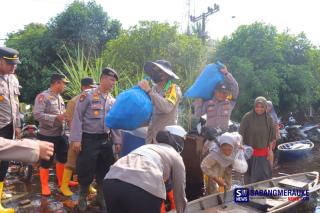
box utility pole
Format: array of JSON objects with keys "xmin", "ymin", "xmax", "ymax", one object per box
[{"xmin": 190, "ymin": 3, "xmax": 220, "ymax": 42}]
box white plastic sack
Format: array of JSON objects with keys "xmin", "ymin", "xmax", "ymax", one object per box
[{"xmin": 232, "ymin": 149, "xmax": 248, "ymax": 173}]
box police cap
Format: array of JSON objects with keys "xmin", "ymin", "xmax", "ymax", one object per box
[
  {"xmin": 50, "ymin": 73, "xmax": 70, "ymax": 84},
  {"xmin": 0, "ymin": 47, "xmax": 21, "ymax": 65},
  {"xmin": 101, "ymin": 67, "xmax": 118, "ymax": 81},
  {"xmin": 215, "ymin": 82, "xmax": 231, "ymax": 93},
  {"xmin": 81, "ymin": 77, "xmax": 96, "ymax": 87}
]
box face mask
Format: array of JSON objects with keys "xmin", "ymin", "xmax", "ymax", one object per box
[{"xmin": 151, "ymin": 72, "xmax": 163, "ymax": 83}]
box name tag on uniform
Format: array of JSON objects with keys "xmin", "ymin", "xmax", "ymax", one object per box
[
  {"xmin": 223, "ymin": 104, "xmax": 230, "ymax": 114},
  {"xmin": 91, "ymin": 103, "xmax": 103, "ymax": 110},
  {"xmin": 207, "ymin": 106, "xmax": 214, "ymax": 111}
]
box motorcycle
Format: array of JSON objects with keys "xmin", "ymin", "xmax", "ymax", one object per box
[
  {"xmin": 9, "ymin": 105, "xmax": 39, "ymax": 182},
  {"xmin": 279, "ymin": 113, "xmax": 320, "ymax": 143}
]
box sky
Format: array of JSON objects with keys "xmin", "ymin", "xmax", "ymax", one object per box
[{"xmin": 1, "ymin": 0, "xmax": 320, "ymax": 46}]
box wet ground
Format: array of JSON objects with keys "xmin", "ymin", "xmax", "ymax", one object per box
[
  {"xmin": 2, "ymin": 167, "xmax": 102, "ymax": 213},
  {"xmin": 270, "ymin": 142, "xmax": 320, "ymax": 213},
  {"xmin": 3, "ymin": 142, "xmax": 320, "ymax": 212}
]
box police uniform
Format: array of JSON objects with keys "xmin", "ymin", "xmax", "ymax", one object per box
[
  {"xmin": 194, "ymin": 72, "xmax": 239, "ymax": 132},
  {"xmin": 0, "ymin": 49, "xmax": 21, "ymax": 179},
  {"xmin": 143, "ymin": 60, "xmax": 182, "ymax": 144},
  {"xmin": 60, "ymin": 77, "xmax": 97, "ymax": 197},
  {"xmin": 33, "ymin": 88, "xmax": 68, "ymax": 168},
  {"xmin": 0, "ymin": 46, "xmax": 21, "ymax": 212},
  {"xmin": 70, "ymin": 87, "xmax": 121, "ymax": 186},
  {"xmin": 33, "ymin": 73, "xmax": 70, "ymax": 196},
  {"xmin": 146, "ymin": 82, "xmax": 182, "ymax": 144}
]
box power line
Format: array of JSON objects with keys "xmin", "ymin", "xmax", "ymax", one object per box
[{"xmin": 190, "ymin": 3, "xmax": 220, "ymax": 42}]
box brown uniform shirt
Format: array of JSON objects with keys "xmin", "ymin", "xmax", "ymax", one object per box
[
  {"xmin": 146, "ymin": 83, "xmax": 182, "ymax": 144},
  {"xmin": 65, "ymin": 95, "xmax": 79, "ymax": 128}
]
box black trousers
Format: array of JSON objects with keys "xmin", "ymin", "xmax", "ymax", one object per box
[
  {"xmin": 104, "ymin": 179, "xmax": 162, "ymax": 213},
  {"xmin": 0, "ymin": 123, "xmax": 14, "ymax": 181},
  {"xmin": 37, "ymin": 134, "xmax": 68, "ymax": 168},
  {"xmin": 76, "ymin": 133, "xmax": 114, "ymax": 187}
]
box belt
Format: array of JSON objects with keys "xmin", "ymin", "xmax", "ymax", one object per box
[
  {"xmin": 83, "ymin": 132, "xmax": 110, "ymax": 140},
  {"xmin": 253, "ymin": 147, "xmax": 269, "ymax": 157}
]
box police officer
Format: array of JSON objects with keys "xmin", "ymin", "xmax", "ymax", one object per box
[
  {"xmin": 70, "ymin": 68, "xmax": 121, "ymax": 212},
  {"xmin": 0, "ymin": 47, "xmax": 21, "ymax": 213},
  {"xmin": 138, "ymin": 60, "xmax": 182, "ymax": 144},
  {"xmin": 104, "ymin": 125, "xmax": 188, "ymax": 213},
  {"xmin": 60, "ymin": 77, "xmax": 96, "ymax": 197},
  {"xmin": 33, "ymin": 73, "xmax": 71, "ymax": 196},
  {"xmin": 194, "ymin": 65, "xmax": 239, "ymax": 132}
]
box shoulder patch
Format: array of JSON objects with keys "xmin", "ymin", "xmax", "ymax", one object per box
[
  {"xmin": 37, "ymin": 94, "xmax": 45, "ymax": 104},
  {"xmin": 79, "ymin": 92, "xmax": 88, "ymax": 102},
  {"xmin": 165, "ymin": 84, "xmax": 177, "ymax": 105}
]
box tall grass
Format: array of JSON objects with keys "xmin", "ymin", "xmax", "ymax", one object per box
[{"xmin": 55, "ymin": 46, "xmax": 145, "ymax": 98}]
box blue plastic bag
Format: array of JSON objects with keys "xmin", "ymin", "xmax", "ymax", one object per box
[
  {"xmin": 120, "ymin": 128, "xmax": 147, "ymax": 157},
  {"xmin": 184, "ymin": 62, "xmax": 225, "ymax": 100},
  {"xmin": 105, "ymin": 86, "xmax": 153, "ymax": 130}
]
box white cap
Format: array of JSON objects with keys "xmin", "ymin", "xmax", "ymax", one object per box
[{"xmin": 164, "ymin": 125, "xmax": 187, "ymax": 138}]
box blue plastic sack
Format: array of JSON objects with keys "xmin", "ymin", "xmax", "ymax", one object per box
[
  {"xmin": 120, "ymin": 128, "xmax": 147, "ymax": 157},
  {"xmin": 105, "ymin": 86, "xmax": 153, "ymax": 130},
  {"xmin": 184, "ymin": 62, "xmax": 225, "ymax": 100}
]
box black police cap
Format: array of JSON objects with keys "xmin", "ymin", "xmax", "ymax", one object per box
[
  {"xmin": 81, "ymin": 77, "xmax": 96, "ymax": 87},
  {"xmin": 0, "ymin": 47, "xmax": 21, "ymax": 65},
  {"xmin": 50, "ymin": 73, "xmax": 70, "ymax": 84},
  {"xmin": 215, "ymin": 82, "xmax": 231, "ymax": 93},
  {"xmin": 101, "ymin": 67, "xmax": 118, "ymax": 80}
]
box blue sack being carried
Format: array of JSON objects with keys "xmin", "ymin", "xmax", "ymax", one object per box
[
  {"xmin": 184, "ymin": 62, "xmax": 225, "ymax": 100},
  {"xmin": 105, "ymin": 86, "xmax": 153, "ymax": 130}
]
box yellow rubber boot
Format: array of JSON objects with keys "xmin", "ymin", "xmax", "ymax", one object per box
[
  {"xmin": 59, "ymin": 168, "xmax": 73, "ymax": 197},
  {"xmin": 88, "ymin": 184, "xmax": 96, "ymax": 194},
  {"xmin": 0, "ymin": 182, "xmax": 14, "ymax": 213}
]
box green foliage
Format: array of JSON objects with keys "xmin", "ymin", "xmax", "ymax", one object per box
[
  {"xmin": 54, "ymin": 46, "xmax": 103, "ymax": 98},
  {"xmin": 48, "ymin": 0, "xmax": 121, "ymax": 55},
  {"xmin": 5, "ymin": 23, "xmax": 54, "ymax": 103},
  {"xmin": 5, "ymin": 0, "xmax": 121, "ymax": 104},
  {"xmin": 215, "ymin": 22, "xmax": 320, "ymax": 119},
  {"xmin": 101, "ymin": 21, "xmax": 207, "ymax": 129}
]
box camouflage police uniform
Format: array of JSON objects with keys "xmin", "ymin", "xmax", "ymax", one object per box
[
  {"xmin": 194, "ymin": 72, "xmax": 239, "ymax": 132},
  {"xmin": 33, "ymin": 88, "xmax": 68, "ymax": 168},
  {"xmin": 70, "ymin": 87, "xmax": 121, "ymax": 189}
]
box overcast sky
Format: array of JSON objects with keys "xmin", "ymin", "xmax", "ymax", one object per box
[{"xmin": 1, "ymin": 0, "xmax": 319, "ymax": 46}]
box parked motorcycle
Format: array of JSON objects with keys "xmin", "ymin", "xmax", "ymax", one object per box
[
  {"xmin": 10, "ymin": 104, "xmax": 39, "ymax": 182},
  {"xmin": 279, "ymin": 113, "xmax": 320, "ymax": 143}
]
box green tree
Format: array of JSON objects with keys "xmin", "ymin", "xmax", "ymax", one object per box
[
  {"xmin": 5, "ymin": 23, "xmax": 55, "ymax": 103},
  {"xmin": 215, "ymin": 22, "xmax": 319, "ymax": 119},
  {"xmin": 5, "ymin": 0, "xmax": 121, "ymax": 103},
  {"xmin": 102, "ymin": 21, "xmax": 206, "ymax": 91},
  {"xmin": 48, "ymin": 0, "xmax": 121, "ymax": 55},
  {"xmin": 101, "ymin": 21, "xmax": 207, "ymax": 128}
]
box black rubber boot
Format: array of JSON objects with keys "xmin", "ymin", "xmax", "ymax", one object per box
[
  {"xmin": 78, "ymin": 185, "xmax": 88, "ymax": 212},
  {"xmin": 96, "ymin": 184, "xmax": 107, "ymax": 212}
]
